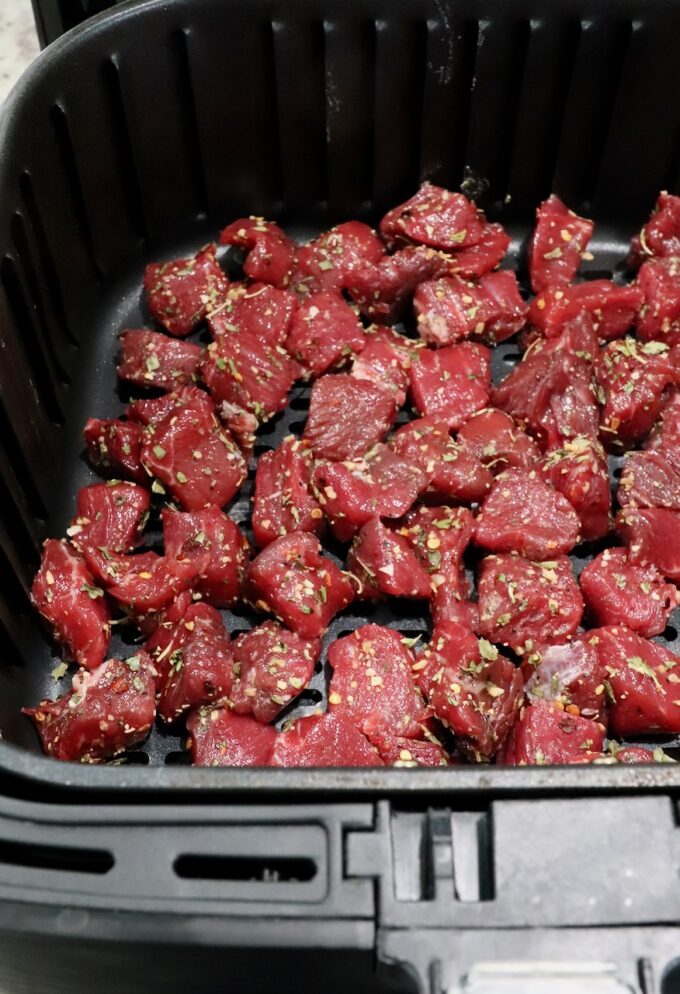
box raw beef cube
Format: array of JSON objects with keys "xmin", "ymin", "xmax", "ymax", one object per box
[
  {"xmin": 629, "ymin": 192, "xmax": 680, "ymax": 267},
  {"xmin": 162, "ymin": 506, "xmax": 250, "ymax": 607},
  {"xmin": 539, "ymin": 436, "xmax": 611, "ymax": 541},
  {"xmin": 589, "ymin": 625, "xmax": 680, "ymax": 736},
  {"xmin": 289, "ymin": 221, "xmax": 385, "ymax": 296},
  {"xmin": 379, "ymin": 183, "xmax": 485, "ymax": 250},
  {"xmin": 636, "ymin": 258, "xmax": 680, "ymax": 345},
  {"xmin": 579, "ymin": 547, "xmax": 677, "ymax": 638},
  {"xmin": 230, "ymin": 621, "xmax": 321, "ymax": 723},
  {"xmin": 219, "ymin": 216, "xmax": 295, "ymax": 287},
  {"xmin": 646, "ymin": 391, "xmax": 680, "ymax": 451},
  {"xmin": 614, "ymin": 746, "xmax": 672, "ymax": 764},
  {"xmin": 618, "ymin": 449, "xmax": 680, "ymax": 510},
  {"xmin": 523, "ymin": 636, "xmax": 606, "ymax": 722},
  {"xmin": 616, "ymin": 507, "xmax": 680, "ymax": 581},
  {"xmin": 409, "ymin": 342, "xmax": 491, "ymax": 431},
  {"xmin": 414, "ymin": 271, "xmax": 527, "ymax": 347},
  {"xmin": 142, "ymin": 590, "xmax": 195, "ymax": 657},
  {"xmin": 474, "ymin": 468, "xmax": 581, "ymax": 559},
  {"xmin": 347, "ymin": 517, "xmax": 431, "ymax": 599},
  {"xmin": 144, "ymin": 244, "xmax": 228, "ymax": 336},
  {"xmin": 313, "ymin": 444, "xmax": 424, "ymax": 542},
  {"xmin": 268, "ymin": 712, "xmax": 384, "ymax": 767},
  {"xmin": 477, "ymin": 553, "xmax": 583, "ymax": 653},
  {"xmin": 106, "ymin": 550, "xmax": 207, "ymax": 614},
  {"xmin": 389, "ymin": 417, "xmax": 492, "ymax": 503},
  {"xmin": 285, "ymin": 292, "xmax": 366, "ymax": 378},
  {"xmin": 497, "ymin": 700, "xmax": 605, "ymax": 765},
  {"xmin": 141, "ymin": 404, "xmax": 246, "ymax": 510},
  {"xmin": 208, "ymin": 282, "xmax": 298, "ymax": 346},
  {"xmin": 372, "ymin": 732, "xmax": 450, "ymax": 766},
  {"xmin": 346, "ymin": 245, "xmax": 452, "ymax": 323},
  {"xmin": 188, "ymin": 706, "xmax": 276, "ymax": 766},
  {"xmin": 31, "ymin": 540, "xmax": 110, "ymax": 671},
  {"xmin": 117, "ymin": 329, "xmax": 202, "ymax": 391},
  {"xmin": 528, "ymin": 281, "xmax": 642, "ymax": 341},
  {"xmin": 327, "ymin": 624, "xmax": 427, "ymax": 742},
  {"xmin": 447, "ymin": 222, "xmax": 510, "ymax": 279},
  {"xmin": 303, "ymin": 374, "xmax": 396, "ymax": 462},
  {"xmin": 252, "ymin": 436, "xmax": 323, "ymax": 548},
  {"xmin": 201, "ymin": 332, "xmax": 300, "ymax": 422},
  {"xmin": 528, "ymin": 195, "xmax": 594, "ymax": 292},
  {"xmin": 596, "ymin": 338, "xmax": 678, "ymax": 447},
  {"xmin": 80, "ymin": 546, "xmax": 158, "ymax": 592},
  {"xmin": 457, "ymin": 409, "xmax": 540, "ymax": 473},
  {"xmin": 23, "ymin": 652, "xmax": 157, "ymax": 762},
  {"xmin": 350, "ymin": 327, "xmax": 418, "ymax": 406},
  {"xmin": 216, "ymin": 404, "xmax": 258, "ymax": 457},
  {"xmin": 247, "ymin": 533, "xmax": 354, "ymax": 638},
  {"xmin": 126, "ymin": 385, "xmax": 215, "ymax": 427},
  {"xmin": 414, "ymin": 621, "xmax": 522, "ymax": 759},
  {"xmin": 83, "ymin": 417, "xmax": 146, "ymax": 484},
  {"xmin": 68, "ymin": 482, "xmax": 149, "ymax": 555}
]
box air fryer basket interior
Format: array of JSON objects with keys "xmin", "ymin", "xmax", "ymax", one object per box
[{"xmin": 2, "ymin": 0, "xmax": 680, "ymax": 791}]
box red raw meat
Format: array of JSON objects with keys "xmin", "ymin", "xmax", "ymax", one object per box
[
  {"xmin": 247, "ymin": 532, "xmax": 354, "ymax": 638},
  {"xmin": 290, "ymin": 221, "xmax": 385, "ymax": 296},
  {"xmin": 24, "ymin": 652, "xmax": 157, "ymax": 761},
  {"xmin": 201, "ymin": 332, "xmax": 300, "ymax": 422},
  {"xmin": 126, "ymin": 384, "xmax": 215, "ymax": 427},
  {"xmin": 347, "ymin": 517, "xmax": 432, "ymax": 599},
  {"xmin": 579, "ymin": 547, "xmax": 677, "ymax": 638},
  {"xmin": 31, "ymin": 539, "xmax": 110, "ymax": 671},
  {"xmin": 528, "ymin": 195, "xmax": 594, "ymax": 293},
  {"xmin": 144, "ymin": 244, "xmax": 228, "ymax": 336},
  {"xmin": 409, "ymin": 342, "xmax": 491, "ymax": 431},
  {"xmin": 252, "ymin": 436, "xmax": 323, "ymax": 548},
  {"xmin": 117, "ymin": 329, "xmax": 202, "ymax": 391},
  {"xmin": 230, "ymin": 621, "xmax": 320, "ymax": 723},
  {"xmin": 346, "ymin": 245, "xmax": 452, "ymax": 323},
  {"xmin": 457, "ymin": 408, "xmax": 540, "ymax": 474},
  {"xmin": 474, "ymin": 468, "xmax": 581, "ymax": 559},
  {"xmin": 141, "ymin": 404, "xmax": 246, "ymax": 510},
  {"xmin": 597, "ymin": 337, "xmax": 678, "ymax": 447},
  {"xmin": 350, "ymin": 327, "xmax": 418, "ymax": 407},
  {"xmin": 374, "ymin": 733, "xmax": 449, "ymax": 766},
  {"xmin": 636, "ymin": 257, "xmax": 680, "ymax": 345},
  {"xmin": 646, "ymin": 391, "xmax": 680, "ymax": 451},
  {"xmin": 389, "ymin": 417, "xmax": 492, "ymax": 503},
  {"xmin": 106, "ymin": 550, "xmax": 207, "ymax": 614},
  {"xmin": 188, "ymin": 706, "xmax": 276, "ymax": 767},
  {"xmin": 83, "ymin": 417, "xmax": 146, "ymax": 484},
  {"xmin": 529, "ymin": 281, "xmax": 642, "ymax": 341},
  {"xmin": 379, "ymin": 183, "xmax": 485, "ymax": 250},
  {"xmin": 285, "ymin": 291, "xmax": 366, "ymax": 378},
  {"xmin": 616, "ymin": 507, "xmax": 680, "ymax": 581},
  {"xmin": 447, "ymin": 223, "xmax": 510, "ymax": 278},
  {"xmin": 219, "ymin": 217, "xmax": 295, "ymax": 287},
  {"xmin": 268, "ymin": 711, "xmax": 384, "ymax": 767},
  {"xmin": 162, "ymin": 505, "xmax": 250, "ymax": 607},
  {"xmin": 539, "ymin": 436, "xmax": 611, "ymax": 541},
  {"xmin": 618, "ymin": 449, "xmax": 680, "ymax": 509},
  {"xmin": 68, "ymin": 482, "xmax": 149, "ymax": 555},
  {"xmin": 497, "ymin": 700, "xmax": 605, "ymax": 765},
  {"xmin": 208, "ymin": 282, "xmax": 298, "ymax": 346},
  {"xmin": 303, "ymin": 374, "xmax": 396, "ymax": 462},
  {"xmin": 523, "ymin": 637, "xmax": 606, "ymax": 721},
  {"xmin": 629, "ymin": 192, "xmax": 680, "ymax": 267},
  {"xmin": 477, "ymin": 553, "xmax": 583, "ymax": 653},
  {"xmin": 413, "ymin": 271, "xmax": 527, "ymax": 347},
  {"xmin": 615, "ymin": 746, "xmax": 670, "ymax": 764}
]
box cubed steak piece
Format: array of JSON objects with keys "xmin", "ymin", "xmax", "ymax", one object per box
[
  {"xmin": 646, "ymin": 391, "xmax": 680, "ymax": 451},
  {"xmin": 68, "ymin": 482, "xmax": 149, "ymax": 555},
  {"xmin": 614, "ymin": 746, "xmax": 672, "ymax": 764},
  {"xmin": 589, "ymin": 626, "xmax": 680, "ymax": 736},
  {"xmin": 616, "ymin": 507, "xmax": 680, "ymax": 581},
  {"xmin": 636, "ymin": 258, "xmax": 680, "ymax": 345},
  {"xmin": 374, "ymin": 734, "xmax": 449, "ymax": 766},
  {"xmin": 83, "ymin": 417, "xmax": 146, "ymax": 483},
  {"xmin": 268, "ymin": 712, "xmax": 384, "ymax": 767},
  {"xmin": 448, "ymin": 222, "xmax": 510, "ymax": 279},
  {"xmin": 629, "ymin": 192, "xmax": 680, "ymax": 267},
  {"xmin": 346, "ymin": 246, "xmax": 452, "ymax": 323},
  {"xmin": 579, "ymin": 547, "xmax": 677, "ymax": 638},
  {"xmin": 528, "ymin": 195, "xmax": 594, "ymax": 293},
  {"xmin": 126, "ymin": 384, "xmax": 215, "ymax": 427},
  {"xmin": 327, "ymin": 625, "xmax": 427, "ymax": 743},
  {"xmin": 106, "ymin": 550, "xmax": 207, "ymax": 614},
  {"xmin": 350, "ymin": 327, "xmax": 417, "ymax": 407},
  {"xmin": 208, "ymin": 282, "xmax": 298, "ymax": 346},
  {"xmin": 596, "ymin": 338, "xmax": 678, "ymax": 448},
  {"xmin": 497, "ymin": 700, "xmax": 605, "ymax": 765},
  {"xmin": 247, "ymin": 533, "xmax": 354, "ymax": 638},
  {"xmin": 414, "ymin": 621, "xmax": 522, "ymax": 759},
  {"xmin": 474, "ymin": 468, "xmax": 581, "ymax": 559},
  {"xmin": 528, "ymin": 281, "xmax": 642, "ymax": 341},
  {"xmin": 523, "ymin": 636, "xmax": 606, "ymax": 722},
  {"xmin": 347, "ymin": 517, "xmax": 431, "ymax": 599},
  {"xmin": 414, "ymin": 271, "xmax": 527, "ymax": 347},
  {"xmin": 252, "ymin": 436, "xmax": 323, "ymax": 548},
  {"xmin": 389, "ymin": 417, "xmax": 492, "ymax": 504},
  {"xmin": 303, "ymin": 374, "xmax": 396, "ymax": 462},
  {"xmin": 230, "ymin": 621, "xmax": 321, "ymax": 724},
  {"xmin": 201, "ymin": 333, "xmax": 300, "ymax": 422},
  {"xmin": 117, "ymin": 329, "xmax": 202, "ymax": 391},
  {"xmin": 144, "ymin": 244, "xmax": 228, "ymax": 336},
  {"xmin": 188, "ymin": 706, "xmax": 276, "ymax": 767},
  {"xmin": 379, "ymin": 183, "xmax": 485, "ymax": 250},
  {"xmin": 618, "ymin": 449, "xmax": 680, "ymax": 510},
  {"xmin": 477, "ymin": 553, "xmax": 583, "ymax": 654},
  {"xmin": 285, "ymin": 292, "xmax": 366, "ymax": 378},
  {"xmin": 290, "ymin": 221, "xmax": 385, "ymax": 296},
  {"xmin": 409, "ymin": 342, "xmax": 491, "ymax": 431},
  {"xmin": 312, "ymin": 444, "xmax": 424, "ymax": 542},
  {"xmin": 539, "ymin": 436, "xmax": 611, "ymax": 541},
  {"xmin": 23, "ymin": 652, "xmax": 156, "ymax": 761},
  {"xmin": 457, "ymin": 409, "xmax": 540, "ymax": 474},
  {"xmin": 162, "ymin": 506, "xmax": 250, "ymax": 607},
  {"xmin": 219, "ymin": 217, "xmax": 295, "ymax": 287},
  {"xmin": 31, "ymin": 540, "xmax": 110, "ymax": 671}
]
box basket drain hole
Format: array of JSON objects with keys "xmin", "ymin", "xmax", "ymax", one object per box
[
  {"xmin": 0, "ymin": 838, "xmax": 114, "ymax": 875},
  {"xmin": 173, "ymin": 853, "xmax": 317, "ymax": 883}
]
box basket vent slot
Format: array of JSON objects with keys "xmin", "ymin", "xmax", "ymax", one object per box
[
  {"xmin": 0, "ymin": 838, "xmax": 114, "ymax": 875},
  {"xmin": 100, "ymin": 58, "xmax": 148, "ymax": 242},
  {"xmin": 174, "ymin": 853, "xmax": 317, "ymax": 882}
]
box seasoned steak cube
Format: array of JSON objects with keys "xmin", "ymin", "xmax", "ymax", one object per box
[
  {"xmin": 414, "ymin": 621, "xmax": 522, "ymax": 759},
  {"xmin": 579, "ymin": 547, "xmax": 677, "ymax": 638},
  {"xmin": 23, "ymin": 652, "xmax": 156, "ymax": 761},
  {"xmin": 285, "ymin": 292, "xmax": 366, "ymax": 378},
  {"xmin": 372, "ymin": 733, "xmax": 450, "ymax": 766},
  {"xmin": 629, "ymin": 192, "xmax": 680, "ymax": 267},
  {"xmin": 474, "ymin": 468, "xmax": 581, "ymax": 559},
  {"xmin": 290, "ymin": 221, "xmax": 385, "ymax": 296},
  {"xmin": 106, "ymin": 550, "xmax": 207, "ymax": 614},
  {"xmin": 589, "ymin": 625, "xmax": 680, "ymax": 736},
  {"xmin": 208, "ymin": 282, "xmax": 298, "ymax": 346},
  {"xmin": 350, "ymin": 327, "xmax": 417, "ymax": 406},
  {"xmin": 201, "ymin": 332, "xmax": 300, "ymax": 422},
  {"xmin": 409, "ymin": 342, "xmax": 491, "ymax": 431},
  {"xmin": 477, "ymin": 553, "xmax": 583, "ymax": 653},
  {"xmin": 347, "ymin": 517, "xmax": 431, "ymax": 599},
  {"xmin": 303, "ymin": 374, "xmax": 396, "ymax": 462},
  {"xmin": 247, "ymin": 533, "xmax": 354, "ymax": 638},
  {"xmin": 646, "ymin": 391, "xmax": 680, "ymax": 451},
  {"xmin": 313, "ymin": 444, "xmax": 424, "ymax": 542},
  {"xmin": 528, "ymin": 195, "xmax": 594, "ymax": 292},
  {"xmin": 618, "ymin": 449, "xmax": 680, "ymax": 510},
  {"xmin": 31, "ymin": 540, "xmax": 110, "ymax": 671},
  {"xmin": 219, "ymin": 216, "xmax": 295, "ymax": 287},
  {"xmin": 539, "ymin": 436, "xmax": 611, "ymax": 541},
  {"xmin": 447, "ymin": 222, "xmax": 510, "ymax": 279},
  {"xmin": 523, "ymin": 636, "xmax": 606, "ymax": 722},
  {"xmin": 380, "ymin": 183, "xmax": 485, "ymax": 250},
  {"xmin": 268, "ymin": 712, "xmax": 384, "ymax": 767},
  {"xmin": 414, "ymin": 271, "xmax": 527, "ymax": 347},
  {"xmin": 636, "ymin": 258, "xmax": 680, "ymax": 345},
  {"xmin": 616, "ymin": 507, "xmax": 680, "ymax": 581},
  {"xmin": 497, "ymin": 700, "xmax": 605, "ymax": 765},
  {"xmin": 126, "ymin": 385, "xmax": 215, "ymax": 427},
  {"xmin": 83, "ymin": 417, "xmax": 146, "ymax": 484},
  {"xmin": 389, "ymin": 417, "xmax": 492, "ymax": 503},
  {"xmin": 596, "ymin": 338, "xmax": 678, "ymax": 447},
  {"xmin": 141, "ymin": 404, "xmax": 246, "ymax": 510},
  {"xmin": 117, "ymin": 329, "xmax": 202, "ymax": 391},
  {"xmin": 68, "ymin": 482, "xmax": 149, "ymax": 556},
  {"xmin": 457, "ymin": 409, "xmax": 540, "ymax": 474},
  {"xmin": 144, "ymin": 244, "xmax": 228, "ymax": 336},
  {"xmin": 162, "ymin": 506, "xmax": 249, "ymax": 607},
  {"xmin": 346, "ymin": 245, "xmax": 452, "ymax": 323},
  {"xmin": 252, "ymin": 436, "xmax": 323, "ymax": 548},
  {"xmin": 528, "ymin": 281, "xmax": 642, "ymax": 341},
  {"xmin": 188, "ymin": 706, "xmax": 276, "ymax": 766},
  {"xmin": 230, "ymin": 621, "xmax": 320, "ymax": 723}
]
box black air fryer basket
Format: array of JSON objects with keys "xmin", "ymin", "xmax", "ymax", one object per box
[{"xmin": 3, "ymin": 0, "xmax": 680, "ymax": 990}]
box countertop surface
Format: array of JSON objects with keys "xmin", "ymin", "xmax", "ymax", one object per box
[{"xmin": 0, "ymin": 0, "xmax": 40, "ymax": 103}]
